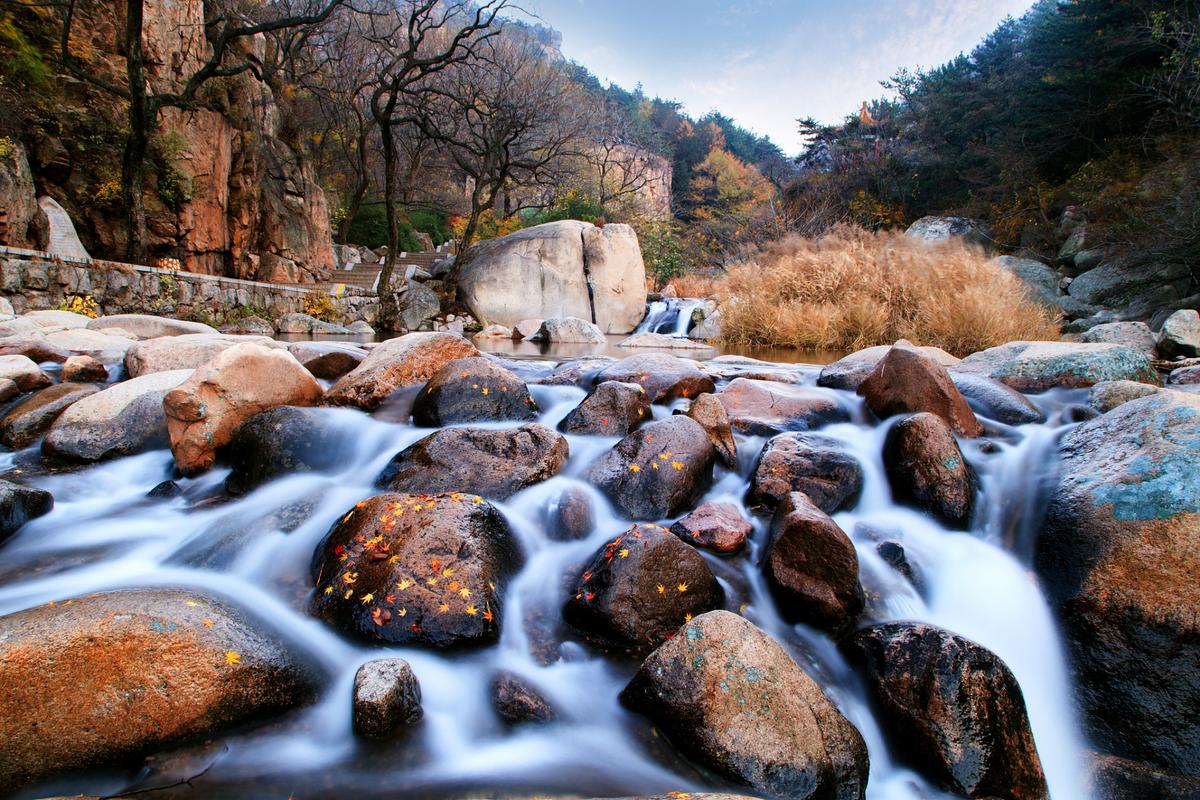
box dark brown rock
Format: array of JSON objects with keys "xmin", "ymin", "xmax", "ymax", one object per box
[
  {"xmin": 412, "ymin": 356, "xmax": 538, "ymax": 426},
  {"xmin": 378, "ymin": 424, "xmax": 568, "ymax": 500},
  {"xmin": 287, "ymin": 341, "xmax": 367, "ymax": 380},
  {"xmin": 325, "ymin": 332, "xmax": 478, "ymax": 410},
  {"xmin": 875, "ymin": 540, "xmax": 925, "ymax": 596},
  {"xmin": 950, "ymin": 372, "xmax": 1045, "ymax": 425},
  {"xmin": 749, "ymin": 432, "xmax": 863, "ymax": 513},
  {"xmin": 558, "ymin": 380, "xmax": 649, "ymax": 435},
  {"xmin": 563, "ymin": 523, "xmax": 723, "ymax": 651},
  {"xmin": 1089, "ymin": 752, "xmax": 1200, "ymax": 800},
  {"xmin": 846, "ymin": 622, "xmax": 1048, "ymax": 800},
  {"xmin": 669, "ymin": 501, "xmax": 751, "ymax": 554},
  {"xmin": 491, "ymin": 670, "xmax": 555, "ymax": 725},
  {"xmin": 0, "ymin": 478, "xmax": 53, "ymax": 543},
  {"xmin": 533, "ymin": 356, "xmax": 616, "ymax": 387},
  {"xmin": 352, "ymin": 658, "xmax": 422, "ymax": 737},
  {"xmin": 593, "ymin": 353, "xmax": 715, "ymax": 403},
  {"xmin": 310, "ymin": 492, "xmax": 521, "ymax": 648},
  {"xmin": 717, "ymin": 377, "xmax": 848, "ymax": 435},
  {"xmin": 0, "ymin": 381, "xmax": 99, "ymax": 449},
  {"xmin": 764, "ymin": 492, "xmax": 864, "ymax": 634},
  {"xmin": 621, "ymin": 610, "xmax": 869, "ymax": 800},
  {"xmin": 545, "ymin": 485, "xmax": 594, "ymax": 541},
  {"xmin": 859, "ymin": 345, "xmax": 983, "ymax": 436},
  {"xmin": 224, "ymin": 406, "xmax": 350, "ymax": 495},
  {"xmin": 883, "ymin": 412, "xmax": 976, "ymax": 528},
  {"xmin": 686, "ymin": 392, "xmax": 738, "ymax": 468},
  {"xmin": 61, "ymin": 354, "xmax": 110, "ymax": 383},
  {"xmin": 582, "ymin": 415, "xmax": 715, "ymax": 519}
]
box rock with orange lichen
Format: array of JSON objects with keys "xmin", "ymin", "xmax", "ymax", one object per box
[{"xmin": 0, "ymin": 589, "xmax": 318, "ymax": 790}]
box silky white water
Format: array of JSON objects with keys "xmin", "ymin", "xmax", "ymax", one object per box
[
  {"xmin": 634, "ymin": 298, "xmax": 707, "ymax": 337},
  {"xmin": 0, "ymin": 362, "xmax": 1093, "ymax": 800}
]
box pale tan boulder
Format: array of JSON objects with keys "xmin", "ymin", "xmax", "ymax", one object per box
[
  {"xmin": 324, "ymin": 332, "xmax": 477, "ymax": 410},
  {"xmin": 125, "ymin": 333, "xmax": 284, "ymax": 377}
]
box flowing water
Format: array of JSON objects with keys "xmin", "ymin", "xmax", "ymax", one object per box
[
  {"xmin": 634, "ymin": 298, "xmax": 708, "ymax": 337},
  {"xmin": 1, "ymin": 357, "xmax": 1093, "ymax": 800}
]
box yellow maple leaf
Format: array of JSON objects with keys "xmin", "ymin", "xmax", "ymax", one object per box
[
  {"xmin": 202, "ymin": 619, "xmax": 214, "ymax": 628},
  {"xmin": 360, "ymin": 593, "xmax": 375, "ymax": 605},
  {"xmin": 618, "ymin": 548, "xmax": 630, "ymax": 558},
  {"xmin": 677, "ymin": 582, "xmax": 690, "ymax": 592},
  {"xmin": 628, "ymin": 464, "xmax": 641, "ymax": 473},
  {"xmin": 225, "ymin": 651, "xmax": 241, "ymax": 666},
  {"xmin": 656, "ymin": 584, "xmax": 665, "ymax": 594},
  {"xmin": 465, "ymin": 604, "xmax": 478, "ymax": 616}
]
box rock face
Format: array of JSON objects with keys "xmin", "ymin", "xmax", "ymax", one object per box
[
  {"xmin": 0, "ymin": 381, "xmax": 99, "ymax": 448},
  {"xmin": 764, "ymin": 492, "xmax": 864, "ymax": 634},
  {"xmin": 621, "ymin": 610, "xmax": 869, "ymax": 800},
  {"xmin": 0, "ymin": 589, "xmax": 318, "ymax": 790},
  {"xmin": 1066, "ymin": 259, "xmax": 1190, "ymax": 311},
  {"xmin": 310, "ymin": 493, "xmax": 520, "ymax": 647},
  {"xmin": 86, "ymin": 314, "xmax": 217, "ymax": 338},
  {"xmin": 669, "ymin": 501, "xmax": 751, "ymax": 554},
  {"xmin": 905, "ymin": 216, "xmax": 990, "ymax": 248},
  {"xmin": 858, "ymin": 346, "xmax": 983, "ymax": 436},
  {"xmin": 558, "ymin": 380, "xmax": 649, "ymax": 436},
  {"xmin": 378, "ymin": 424, "xmax": 568, "ymax": 500},
  {"xmin": 411, "ymin": 357, "xmax": 537, "ymax": 426},
  {"xmin": 883, "ymin": 413, "xmax": 976, "ymax": 528},
  {"xmin": 563, "ymin": 523, "xmax": 723, "ymax": 651},
  {"xmin": 955, "ymin": 341, "xmax": 1160, "ymax": 392},
  {"xmin": 224, "ymin": 406, "xmax": 349, "ymax": 495},
  {"xmin": 124, "ymin": 333, "xmax": 284, "ymax": 377},
  {"xmin": 594, "ymin": 353, "xmax": 715, "ymax": 403},
  {"xmin": 0, "ymin": 479, "xmax": 53, "ymax": 543},
  {"xmin": 718, "ymin": 378, "xmax": 848, "ymax": 435},
  {"xmin": 164, "ymin": 343, "xmax": 324, "ymax": 475},
  {"xmin": 42, "ymin": 369, "xmax": 192, "ymax": 462},
  {"xmin": 1036, "ymin": 391, "xmax": 1200, "ymax": 776},
  {"xmin": 583, "ymin": 415, "xmax": 715, "ymax": 520},
  {"xmin": 457, "ymin": 220, "xmax": 647, "ymax": 334},
  {"xmin": 1157, "ymin": 309, "xmax": 1200, "ymax": 359},
  {"xmin": 749, "ymin": 433, "xmax": 863, "ymax": 513},
  {"xmin": 818, "ymin": 343, "xmax": 962, "ymax": 391},
  {"xmin": 352, "ymin": 658, "xmax": 422, "ymax": 737},
  {"xmin": 325, "ymin": 332, "xmax": 478, "ymax": 410},
  {"xmin": 0, "ymin": 141, "xmax": 47, "ymax": 249},
  {"xmin": 686, "ymin": 393, "xmax": 738, "ymax": 468},
  {"xmin": 950, "ymin": 372, "xmax": 1046, "ymax": 425},
  {"xmin": 847, "ymin": 623, "xmax": 1048, "ymax": 800},
  {"xmin": 535, "ymin": 317, "xmax": 606, "ymax": 344}
]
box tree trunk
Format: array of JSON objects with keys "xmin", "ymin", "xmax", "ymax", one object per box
[
  {"xmin": 121, "ymin": 0, "xmax": 150, "ymax": 265},
  {"xmin": 337, "ymin": 176, "xmax": 368, "ymax": 244},
  {"xmin": 375, "ymin": 121, "xmax": 401, "ymax": 329}
]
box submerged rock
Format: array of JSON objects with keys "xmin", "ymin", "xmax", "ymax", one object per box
[
  {"xmin": 490, "ymin": 670, "xmax": 556, "ymax": 725},
  {"xmin": 954, "ymin": 341, "xmax": 1160, "ymax": 392},
  {"xmin": 669, "ymin": 501, "xmax": 751, "ymax": 554},
  {"xmin": 558, "ymin": 380, "xmax": 649, "ymax": 436},
  {"xmin": 717, "ymin": 378, "xmax": 847, "ymax": 435},
  {"xmin": 882, "ymin": 412, "xmax": 976, "ymax": 528},
  {"xmin": 224, "ymin": 406, "xmax": 350, "ymax": 495},
  {"xmin": 621, "ymin": 610, "xmax": 869, "ymax": 800},
  {"xmin": 324, "ymin": 332, "xmax": 478, "ymax": 410},
  {"xmin": 593, "ymin": 353, "xmax": 715, "ymax": 403},
  {"xmin": 352, "ymin": 658, "xmax": 422, "ymax": 737},
  {"xmin": 286, "ymin": 341, "xmax": 367, "ymax": 380},
  {"xmin": 311, "ymin": 493, "xmax": 521, "ymax": 648},
  {"xmin": 412, "ymin": 356, "xmax": 537, "ymax": 426},
  {"xmin": 544, "ymin": 485, "xmax": 595, "ymax": 541},
  {"xmin": 847, "ymin": 622, "xmax": 1048, "ymax": 800},
  {"xmin": 858, "ymin": 345, "xmax": 982, "ymax": 436},
  {"xmin": 749, "ymin": 432, "xmax": 863, "ymax": 513},
  {"xmin": 0, "ymin": 479, "xmax": 53, "ymax": 543},
  {"xmin": 0, "ymin": 381, "xmax": 99, "ymax": 449}
]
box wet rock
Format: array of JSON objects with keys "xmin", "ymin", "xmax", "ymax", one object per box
[
  {"xmin": 514, "ymin": 318, "xmax": 544, "ymax": 340},
  {"xmin": 325, "ymin": 332, "xmax": 478, "ymax": 410},
  {"xmin": 534, "ymin": 356, "xmax": 617, "ymax": 387},
  {"xmin": 955, "ymin": 341, "xmax": 1160, "ymax": 392},
  {"xmin": 846, "ymin": 622, "xmax": 1048, "ymax": 800},
  {"xmin": 764, "ymin": 492, "xmax": 864, "ymax": 634},
  {"xmin": 310, "ymin": 492, "xmax": 520, "ymax": 647},
  {"xmin": 859, "ymin": 345, "xmax": 982, "ymax": 436},
  {"xmin": 817, "ymin": 342, "xmax": 961, "ymax": 391},
  {"xmin": 1089, "ymin": 752, "xmax": 1200, "ymax": 800},
  {"xmin": 875, "ymin": 540, "xmax": 924, "ymax": 595},
  {"xmin": 545, "ymin": 485, "xmax": 594, "ymax": 541},
  {"xmin": 535, "ymin": 316, "xmax": 606, "ymax": 344},
  {"xmin": 1157, "ymin": 308, "xmax": 1200, "ymax": 359},
  {"xmin": 0, "ymin": 588, "xmax": 318, "ymax": 790},
  {"xmin": 224, "ymin": 406, "xmax": 349, "ymax": 495},
  {"xmin": 1036, "ymin": 391, "xmax": 1200, "ymax": 776},
  {"xmin": 42, "ymin": 369, "xmax": 192, "ymax": 462},
  {"xmin": 582, "ymin": 415, "xmax": 715, "ymax": 519},
  {"xmin": 412, "ymin": 356, "xmax": 538, "ymax": 426},
  {"xmin": 286, "ymin": 341, "xmax": 367, "ymax": 380},
  {"xmin": 0, "ymin": 354, "xmax": 51, "ymax": 391},
  {"xmin": 352, "ymin": 658, "xmax": 422, "ymax": 737},
  {"xmin": 86, "ymin": 314, "xmax": 217, "ymax": 338},
  {"xmin": 950, "ymin": 372, "xmax": 1045, "ymax": 425},
  {"xmin": 165, "ymin": 343, "xmax": 324, "ymax": 475},
  {"xmin": 1088, "ymin": 380, "xmax": 1160, "ymax": 414},
  {"xmin": 558, "ymin": 380, "xmax": 649, "ymax": 436},
  {"xmin": 685, "ymin": 393, "xmax": 738, "ymax": 468},
  {"xmin": 883, "ymin": 413, "xmax": 976, "ymax": 528},
  {"xmin": 669, "ymin": 501, "xmax": 751, "ymax": 554},
  {"xmin": 594, "ymin": 353, "xmax": 715, "ymax": 403},
  {"xmin": 0, "ymin": 333, "xmax": 69, "ymax": 363},
  {"xmin": 621, "ymin": 610, "xmax": 869, "ymax": 800},
  {"xmin": 564, "ymin": 523, "xmax": 723, "ymax": 651},
  {"xmin": 124, "ymin": 333, "xmax": 285, "ymax": 377},
  {"xmin": 378, "ymin": 424, "xmax": 568, "ymax": 500},
  {"xmin": 1080, "ymin": 321, "xmax": 1158, "ymax": 355},
  {"xmin": 491, "ymin": 670, "xmax": 555, "ymax": 725},
  {"xmin": 0, "ymin": 381, "xmax": 100, "ymax": 449},
  {"xmin": 749, "ymin": 433, "xmax": 863, "ymax": 513},
  {"xmin": 61, "ymin": 354, "xmax": 109, "ymax": 383},
  {"xmin": 147, "ymin": 480, "xmax": 182, "ymax": 499},
  {"xmin": 0, "ymin": 479, "xmax": 52, "ymax": 543},
  {"xmin": 717, "ymin": 378, "xmax": 847, "ymax": 436},
  {"xmin": 219, "ymin": 316, "xmax": 275, "ymax": 336}
]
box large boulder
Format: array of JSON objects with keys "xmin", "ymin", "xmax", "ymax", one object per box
[
  {"xmin": 764, "ymin": 492, "xmax": 864, "ymax": 634},
  {"xmin": 0, "ymin": 332, "xmax": 70, "ymax": 363},
  {"xmin": 0, "ymin": 354, "xmax": 51, "ymax": 391},
  {"xmin": 858, "ymin": 345, "xmax": 983, "ymax": 436},
  {"xmin": 411, "ymin": 357, "xmax": 537, "ymax": 426},
  {"xmin": 847, "ymin": 622, "xmax": 1048, "ymax": 800},
  {"xmin": 905, "ymin": 216, "xmax": 990, "ymax": 248},
  {"xmin": 583, "ymin": 415, "xmax": 715, "ymax": 520},
  {"xmin": 749, "ymin": 433, "xmax": 863, "ymax": 513},
  {"xmin": 0, "ymin": 589, "xmax": 318, "ymax": 790},
  {"xmin": 86, "ymin": 314, "xmax": 218, "ymax": 338},
  {"xmin": 224, "ymin": 406, "xmax": 350, "ymax": 495},
  {"xmin": 621, "ymin": 610, "xmax": 869, "ymax": 800},
  {"xmin": 324, "ymin": 332, "xmax": 477, "ymax": 410},
  {"xmin": 558, "ymin": 380, "xmax": 649, "ymax": 436},
  {"xmin": 1080, "ymin": 321, "xmax": 1159, "ymax": 356},
  {"xmin": 286, "ymin": 341, "xmax": 367, "ymax": 380},
  {"xmin": 457, "ymin": 220, "xmax": 647, "ymax": 334},
  {"xmin": 1036, "ymin": 391, "xmax": 1200, "ymax": 776},
  {"xmin": 310, "ymin": 493, "xmax": 520, "ymax": 647},
  {"xmin": 669, "ymin": 501, "xmax": 751, "ymax": 554},
  {"xmin": 1066, "ymin": 259, "xmax": 1190, "ymax": 310},
  {"xmin": 0, "ymin": 479, "xmax": 53, "ymax": 543},
  {"xmin": 817, "ymin": 343, "xmax": 961, "ymax": 391},
  {"xmin": 0, "ymin": 381, "xmax": 99, "ymax": 449},
  {"xmin": 1157, "ymin": 309, "xmax": 1200, "ymax": 359},
  {"xmin": 124, "ymin": 333, "xmax": 284, "ymax": 377},
  {"xmin": 42, "ymin": 369, "xmax": 192, "ymax": 462},
  {"xmin": 955, "ymin": 341, "xmax": 1160, "ymax": 392},
  {"xmin": 593, "ymin": 353, "xmax": 715, "ymax": 403},
  {"xmin": 949, "ymin": 372, "xmax": 1046, "ymax": 425},
  {"xmin": 378, "ymin": 424, "xmax": 568, "ymax": 500},
  {"xmin": 718, "ymin": 378, "xmax": 847, "ymax": 435},
  {"xmin": 400, "ymin": 279, "xmax": 441, "ymax": 331},
  {"xmin": 993, "ymin": 256, "xmax": 1061, "ymax": 309},
  {"xmin": 883, "ymin": 412, "xmax": 976, "ymax": 528},
  {"xmin": 23, "ymin": 309, "xmax": 92, "ymax": 329},
  {"xmin": 44, "ymin": 328, "xmax": 137, "ymax": 364},
  {"xmin": 563, "ymin": 523, "xmax": 723, "ymax": 651},
  {"xmin": 164, "ymin": 343, "xmax": 324, "ymax": 475},
  {"xmin": 535, "ymin": 317, "xmax": 606, "ymax": 344}
]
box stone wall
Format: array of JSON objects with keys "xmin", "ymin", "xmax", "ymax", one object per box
[{"xmin": 0, "ymin": 248, "xmax": 375, "ymax": 325}]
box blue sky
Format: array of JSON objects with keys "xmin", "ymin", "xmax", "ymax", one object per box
[{"xmin": 518, "ymin": 0, "xmax": 1038, "ymax": 154}]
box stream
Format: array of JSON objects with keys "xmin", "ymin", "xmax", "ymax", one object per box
[{"xmin": 1, "ymin": 353, "xmax": 1092, "ymax": 800}]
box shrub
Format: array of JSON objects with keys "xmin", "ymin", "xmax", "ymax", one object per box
[
  {"xmin": 665, "ymin": 273, "xmax": 719, "ymax": 298},
  {"xmin": 716, "ymin": 226, "xmax": 1060, "ymax": 357},
  {"xmin": 303, "ymin": 292, "xmax": 340, "ymax": 323},
  {"xmin": 57, "ymin": 294, "xmax": 100, "ymax": 318}
]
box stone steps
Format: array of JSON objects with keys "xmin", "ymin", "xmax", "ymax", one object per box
[{"xmin": 318, "ymin": 251, "xmax": 447, "ymax": 295}]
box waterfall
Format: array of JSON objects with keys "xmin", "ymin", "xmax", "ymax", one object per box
[{"xmin": 634, "ymin": 297, "xmax": 706, "ymax": 336}]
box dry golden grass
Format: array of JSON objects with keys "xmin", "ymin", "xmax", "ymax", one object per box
[
  {"xmin": 665, "ymin": 273, "xmax": 720, "ymax": 298},
  {"xmin": 716, "ymin": 226, "xmax": 1060, "ymax": 357}
]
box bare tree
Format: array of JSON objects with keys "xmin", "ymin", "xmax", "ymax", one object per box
[{"xmin": 584, "ymin": 101, "xmax": 658, "ymax": 212}]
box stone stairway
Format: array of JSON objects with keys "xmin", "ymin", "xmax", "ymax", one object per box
[{"xmin": 323, "ymin": 251, "xmax": 446, "ymax": 294}]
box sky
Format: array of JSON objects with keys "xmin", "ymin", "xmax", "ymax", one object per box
[{"xmin": 517, "ymin": 0, "xmax": 1038, "ymax": 155}]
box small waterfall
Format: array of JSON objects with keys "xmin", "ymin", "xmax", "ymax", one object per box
[{"xmin": 635, "ymin": 297, "xmax": 706, "ymax": 336}]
